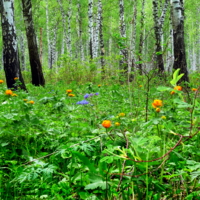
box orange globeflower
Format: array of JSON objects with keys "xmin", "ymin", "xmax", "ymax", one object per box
[
  {"xmin": 115, "ymin": 122, "xmax": 120, "ymax": 126},
  {"xmin": 29, "ymin": 100, "xmax": 35, "ymax": 104},
  {"xmin": 192, "ymin": 88, "xmax": 198, "ymax": 92},
  {"xmin": 118, "ymin": 113, "xmax": 125, "ymax": 117},
  {"xmin": 170, "ymin": 91, "xmax": 175, "ymax": 95},
  {"xmin": 98, "ymin": 84, "xmax": 101, "ymax": 87},
  {"xmin": 5, "ymin": 90, "xmax": 13, "ymax": 95},
  {"xmin": 156, "ymin": 107, "xmax": 161, "ymax": 112},
  {"xmin": 0, "ymin": 80, "xmax": 4, "ymax": 84},
  {"xmin": 14, "ymin": 77, "xmax": 19, "ymax": 80},
  {"xmin": 174, "ymin": 86, "xmax": 182, "ymax": 91},
  {"xmin": 102, "ymin": 120, "xmax": 111, "ymax": 128},
  {"xmin": 68, "ymin": 93, "xmax": 75, "ymax": 97},
  {"xmin": 152, "ymin": 99, "xmax": 163, "ymax": 108},
  {"xmin": 66, "ymin": 89, "xmax": 72, "ymax": 93}
]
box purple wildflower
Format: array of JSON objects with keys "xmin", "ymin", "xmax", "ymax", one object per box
[
  {"xmin": 95, "ymin": 92, "xmax": 99, "ymax": 95},
  {"xmin": 76, "ymin": 100, "xmax": 89, "ymax": 105},
  {"xmin": 84, "ymin": 93, "xmax": 90, "ymax": 99}
]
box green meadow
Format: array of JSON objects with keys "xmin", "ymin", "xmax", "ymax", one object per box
[{"xmin": 0, "ymin": 71, "xmax": 199, "ymax": 200}]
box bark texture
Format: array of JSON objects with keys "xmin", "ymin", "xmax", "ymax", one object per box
[
  {"xmin": 1, "ymin": 0, "xmax": 26, "ymax": 90},
  {"xmin": 22, "ymin": 0, "xmax": 45, "ymax": 86},
  {"xmin": 171, "ymin": 0, "xmax": 189, "ymax": 83}
]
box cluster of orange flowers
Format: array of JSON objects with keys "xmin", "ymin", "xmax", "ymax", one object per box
[
  {"xmin": 152, "ymin": 99, "xmax": 163, "ymax": 113},
  {"xmin": 0, "ymin": 80, "xmax": 4, "ymax": 84},
  {"xmin": 170, "ymin": 86, "xmax": 182, "ymax": 95},
  {"xmin": 23, "ymin": 99, "xmax": 35, "ymax": 104},
  {"xmin": 66, "ymin": 89, "xmax": 75, "ymax": 97},
  {"xmin": 5, "ymin": 90, "xmax": 17, "ymax": 97}
]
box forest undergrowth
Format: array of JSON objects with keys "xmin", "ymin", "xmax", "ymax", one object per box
[{"xmin": 0, "ymin": 69, "xmax": 200, "ymax": 200}]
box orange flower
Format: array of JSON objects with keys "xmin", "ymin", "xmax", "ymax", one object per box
[
  {"xmin": 66, "ymin": 89, "xmax": 72, "ymax": 93},
  {"xmin": 68, "ymin": 93, "xmax": 75, "ymax": 97},
  {"xmin": 102, "ymin": 120, "xmax": 111, "ymax": 128},
  {"xmin": 23, "ymin": 99, "xmax": 28, "ymax": 102},
  {"xmin": 139, "ymin": 85, "xmax": 142, "ymax": 87},
  {"xmin": 98, "ymin": 84, "xmax": 101, "ymax": 87},
  {"xmin": 5, "ymin": 90, "xmax": 13, "ymax": 95},
  {"xmin": 14, "ymin": 77, "xmax": 19, "ymax": 80},
  {"xmin": 115, "ymin": 122, "xmax": 120, "ymax": 126},
  {"xmin": 156, "ymin": 107, "xmax": 161, "ymax": 112},
  {"xmin": 192, "ymin": 88, "xmax": 197, "ymax": 92},
  {"xmin": 152, "ymin": 99, "xmax": 163, "ymax": 108},
  {"xmin": 174, "ymin": 86, "xmax": 182, "ymax": 91},
  {"xmin": 170, "ymin": 91, "xmax": 175, "ymax": 95},
  {"xmin": 0, "ymin": 80, "xmax": 4, "ymax": 84},
  {"xmin": 118, "ymin": 113, "xmax": 125, "ymax": 117},
  {"xmin": 29, "ymin": 100, "xmax": 35, "ymax": 104},
  {"xmin": 12, "ymin": 93, "xmax": 17, "ymax": 97}
]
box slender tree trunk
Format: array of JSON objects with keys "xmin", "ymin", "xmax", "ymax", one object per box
[
  {"xmin": 138, "ymin": 0, "xmax": 145, "ymax": 75},
  {"xmin": 129, "ymin": 0, "xmax": 137, "ymax": 81},
  {"xmin": 67, "ymin": 0, "xmax": 72, "ymax": 57},
  {"xmin": 153, "ymin": 0, "xmax": 166, "ymax": 74},
  {"xmin": 1, "ymin": 0, "xmax": 26, "ymax": 90},
  {"xmin": 45, "ymin": 0, "xmax": 51, "ymax": 68},
  {"xmin": 88, "ymin": 0, "xmax": 94, "ymax": 60},
  {"xmin": 170, "ymin": 0, "xmax": 189, "ymax": 83},
  {"xmin": 97, "ymin": 0, "xmax": 105, "ymax": 79},
  {"xmin": 57, "ymin": 0, "xmax": 67, "ymax": 54},
  {"xmin": 21, "ymin": 0, "xmax": 45, "ymax": 86},
  {"xmin": 77, "ymin": 0, "xmax": 84, "ymax": 61},
  {"xmin": 119, "ymin": 0, "xmax": 128, "ymax": 81}
]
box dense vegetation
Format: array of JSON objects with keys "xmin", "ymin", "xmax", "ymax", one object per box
[{"xmin": 0, "ymin": 70, "xmax": 199, "ymax": 200}]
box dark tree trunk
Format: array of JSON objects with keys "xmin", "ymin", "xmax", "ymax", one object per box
[
  {"xmin": 1, "ymin": 0, "xmax": 26, "ymax": 90},
  {"xmin": 21, "ymin": 0, "xmax": 45, "ymax": 86},
  {"xmin": 171, "ymin": 0, "xmax": 189, "ymax": 83}
]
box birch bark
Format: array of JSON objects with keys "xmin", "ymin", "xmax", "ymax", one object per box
[
  {"xmin": 88, "ymin": 0, "xmax": 94, "ymax": 60},
  {"xmin": 119, "ymin": 0, "xmax": 128, "ymax": 80},
  {"xmin": 170, "ymin": 0, "xmax": 189, "ymax": 83},
  {"xmin": 21, "ymin": 0, "xmax": 45, "ymax": 86},
  {"xmin": 0, "ymin": 0, "xmax": 26, "ymax": 90}
]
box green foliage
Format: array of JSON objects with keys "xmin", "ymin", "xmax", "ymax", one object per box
[
  {"xmin": 0, "ymin": 72, "xmax": 199, "ymax": 199},
  {"xmin": 170, "ymin": 68, "xmax": 184, "ymax": 87}
]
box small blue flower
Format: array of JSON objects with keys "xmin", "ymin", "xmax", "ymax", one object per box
[
  {"xmin": 95, "ymin": 92, "xmax": 99, "ymax": 95},
  {"xmin": 84, "ymin": 93, "xmax": 90, "ymax": 99},
  {"xmin": 76, "ymin": 100, "xmax": 89, "ymax": 105}
]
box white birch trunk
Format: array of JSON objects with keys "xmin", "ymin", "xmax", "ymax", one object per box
[
  {"xmin": 170, "ymin": 0, "xmax": 189, "ymax": 82},
  {"xmin": 67, "ymin": 0, "xmax": 72, "ymax": 57},
  {"xmin": 88, "ymin": 0, "xmax": 94, "ymax": 59},
  {"xmin": 45, "ymin": 0, "xmax": 51, "ymax": 68},
  {"xmin": 57, "ymin": 0, "xmax": 67, "ymax": 54}
]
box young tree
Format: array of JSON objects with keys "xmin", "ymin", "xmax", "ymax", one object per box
[
  {"xmin": 0, "ymin": 0, "xmax": 26, "ymax": 90},
  {"xmin": 138, "ymin": 0, "xmax": 145, "ymax": 75},
  {"xmin": 119, "ymin": 0, "xmax": 128, "ymax": 80},
  {"xmin": 170, "ymin": 0, "xmax": 189, "ymax": 83},
  {"xmin": 88, "ymin": 0, "xmax": 94, "ymax": 60},
  {"xmin": 152, "ymin": 0, "xmax": 169, "ymax": 74},
  {"xmin": 21, "ymin": 0, "xmax": 45, "ymax": 86}
]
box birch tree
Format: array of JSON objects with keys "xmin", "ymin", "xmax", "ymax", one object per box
[
  {"xmin": 98, "ymin": 0, "xmax": 105, "ymax": 78},
  {"xmin": 170, "ymin": 0, "xmax": 189, "ymax": 83},
  {"xmin": 152, "ymin": 0, "xmax": 169, "ymax": 74},
  {"xmin": 0, "ymin": 0, "xmax": 26, "ymax": 90},
  {"xmin": 119, "ymin": 0, "xmax": 128, "ymax": 80},
  {"xmin": 76, "ymin": 0, "xmax": 84, "ymax": 60},
  {"xmin": 138, "ymin": 0, "xmax": 145, "ymax": 74},
  {"xmin": 88, "ymin": 0, "xmax": 94, "ymax": 60},
  {"xmin": 21, "ymin": 0, "xmax": 45, "ymax": 86}
]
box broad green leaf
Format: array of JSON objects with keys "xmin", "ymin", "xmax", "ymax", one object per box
[{"xmin": 85, "ymin": 180, "xmax": 107, "ymax": 190}]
